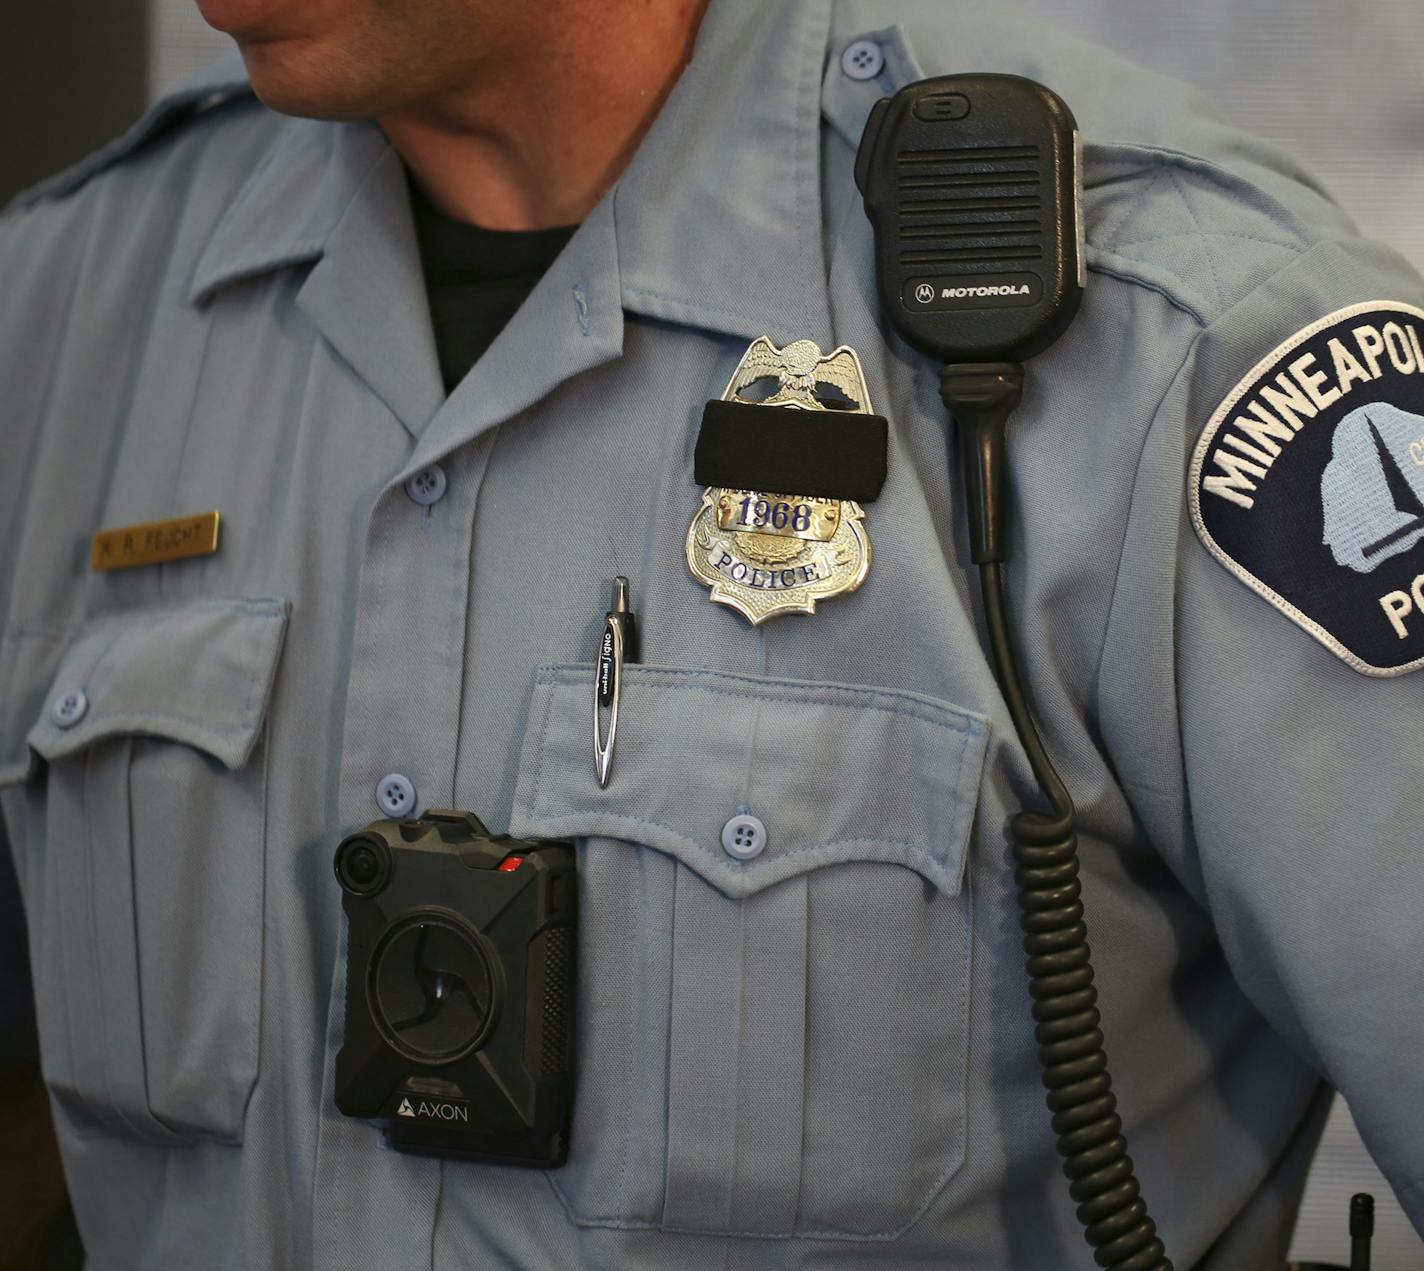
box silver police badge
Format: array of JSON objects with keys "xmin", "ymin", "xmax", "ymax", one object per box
[{"xmin": 686, "ymin": 337, "xmax": 875, "ymax": 623}]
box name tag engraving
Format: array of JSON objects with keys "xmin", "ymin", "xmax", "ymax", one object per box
[{"xmin": 91, "ymin": 510, "xmax": 221, "ymax": 572}]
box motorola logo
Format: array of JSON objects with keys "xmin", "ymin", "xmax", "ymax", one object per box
[{"xmin": 902, "ymin": 273, "xmax": 1042, "ymax": 312}]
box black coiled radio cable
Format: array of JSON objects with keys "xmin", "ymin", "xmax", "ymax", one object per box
[{"xmin": 942, "ymin": 364, "xmax": 1172, "ymax": 1271}]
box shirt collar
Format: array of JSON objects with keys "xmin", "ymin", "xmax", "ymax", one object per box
[
  {"xmin": 191, "ymin": 0, "xmax": 857, "ymax": 344},
  {"xmin": 610, "ymin": 0, "xmax": 834, "ymax": 348},
  {"xmin": 190, "ymin": 108, "xmax": 350, "ymax": 303}
]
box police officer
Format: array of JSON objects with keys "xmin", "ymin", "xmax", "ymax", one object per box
[{"xmin": 2, "ymin": 1, "xmax": 1422, "ymax": 1268}]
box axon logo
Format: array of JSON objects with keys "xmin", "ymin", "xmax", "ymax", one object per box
[{"xmin": 396, "ymin": 1096, "xmax": 469, "ymax": 1122}]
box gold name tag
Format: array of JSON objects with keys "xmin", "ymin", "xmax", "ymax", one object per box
[{"xmin": 91, "ymin": 511, "xmax": 221, "ymax": 572}]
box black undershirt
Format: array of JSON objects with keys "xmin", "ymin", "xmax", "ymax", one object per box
[{"xmin": 407, "ymin": 174, "xmax": 578, "ymax": 393}]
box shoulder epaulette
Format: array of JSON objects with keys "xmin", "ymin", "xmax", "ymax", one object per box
[{"xmin": 7, "ymin": 53, "xmax": 254, "ymax": 214}]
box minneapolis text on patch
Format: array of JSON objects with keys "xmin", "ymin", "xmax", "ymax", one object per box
[{"xmin": 1204, "ymin": 319, "xmax": 1424, "ymax": 510}]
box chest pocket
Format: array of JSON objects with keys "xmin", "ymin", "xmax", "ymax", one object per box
[
  {"xmin": 509, "ymin": 663, "xmax": 988, "ymax": 1241},
  {"xmin": 0, "ymin": 597, "xmax": 288, "ymax": 1145}
]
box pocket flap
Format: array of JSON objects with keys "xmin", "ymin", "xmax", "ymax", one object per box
[
  {"xmin": 510, "ymin": 664, "xmax": 989, "ymax": 899},
  {"xmin": 20, "ymin": 597, "xmax": 290, "ymax": 772}
]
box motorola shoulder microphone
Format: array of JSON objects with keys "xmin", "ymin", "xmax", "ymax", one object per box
[
  {"xmin": 856, "ymin": 79, "xmax": 1174, "ymax": 1271},
  {"xmin": 855, "ymin": 73, "xmax": 1084, "ymax": 364},
  {"xmin": 857, "ymin": 73, "xmax": 1086, "ymax": 564}
]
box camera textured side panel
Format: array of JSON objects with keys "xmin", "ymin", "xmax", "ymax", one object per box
[{"xmin": 540, "ymin": 926, "xmax": 574, "ymax": 1076}]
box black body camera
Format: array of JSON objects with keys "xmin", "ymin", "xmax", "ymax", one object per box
[{"xmin": 333, "ymin": 809, "xmax": 576, "ymax": 1167}]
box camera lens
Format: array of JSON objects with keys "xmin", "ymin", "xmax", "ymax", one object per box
[
  {"xmin": 335, "ymin": 834, "xmax": 391, "ymax": 896},
  {"xmin": 369, "ymin": 914, "xmax": 497, "ymax": 1064}
]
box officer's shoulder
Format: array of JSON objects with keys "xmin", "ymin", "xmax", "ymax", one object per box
[
  {"xmin": 1, "ymin": 52, "xmax": 278, "ymax": 230},
  {"xmin": 879, "ymin": 0, "xmax": 1360, "ymax": 326}
]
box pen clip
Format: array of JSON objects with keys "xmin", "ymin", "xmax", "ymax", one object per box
[{"xmin": 594, "ymin": 578, "xmax": 631, "ymax": 787}]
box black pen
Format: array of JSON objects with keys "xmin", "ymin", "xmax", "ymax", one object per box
[{"xmin": 594, "ymin": 576, "xmax": 638, "ymax": 787}]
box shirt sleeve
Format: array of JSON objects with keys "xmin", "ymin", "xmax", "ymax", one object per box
[{"xmin": 1098, "ymin": 230, "xmax": 1424, "ymax": 1235}]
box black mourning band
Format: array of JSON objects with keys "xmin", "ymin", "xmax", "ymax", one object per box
[{"xmin": 693, "ymin": 399, "xmax": 888, "ymax": 502}]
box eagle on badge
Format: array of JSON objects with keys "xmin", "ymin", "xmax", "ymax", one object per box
[{"xmin": 726, "ymin": 336, "xmax": 869, "ymax": 411}]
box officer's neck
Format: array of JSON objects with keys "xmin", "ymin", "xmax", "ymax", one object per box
[{"xmin": 381, "ymin": 0, "xmax": 710, "ymax": 232}]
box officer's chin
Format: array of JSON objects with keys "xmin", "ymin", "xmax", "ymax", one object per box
[{"xmin": 236, "ymin": 41, "xmax": 392, "ymax": 123}]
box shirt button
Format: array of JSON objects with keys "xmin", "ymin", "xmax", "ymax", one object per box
[
  {"xmin": 721, "ymin": 812, "xmax": 767, "ymax": 861},
  {"xmin": 375, "ymin": 773, "xmax": 417, "ymax": 817},
  {"xmin": 51, "ymin": 688, "xmax": 88, "ymax": 728},
  {"xmin": 841, "ymin": 38, "xmax": 884, "ymax": 81},
  {"xmin": 405, "ymin": 464, "xmax": 447, "ymax": 507}
]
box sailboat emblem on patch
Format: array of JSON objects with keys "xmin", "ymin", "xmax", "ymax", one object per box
[
  {"xmin": 1190, "ymin": 300, "xmax": 1424, "ymax": 675},
  {"xmin": 1320, "ymin": 403, "xmax": 1424, "ymax": 572}
]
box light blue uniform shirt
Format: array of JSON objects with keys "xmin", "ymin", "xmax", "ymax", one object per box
[{"xmin": 2, "ymin": 1, "xmax": 1422, "ymax": 1266}]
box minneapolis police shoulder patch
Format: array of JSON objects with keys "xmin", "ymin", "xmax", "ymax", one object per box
[{"xmin": 1190, "ymin": 301, "xmax": 1424, "ymax": 676}]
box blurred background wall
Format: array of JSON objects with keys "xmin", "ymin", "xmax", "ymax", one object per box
[
  {"xmin": 0, "ymin": 0, "xmax": 148, "ymax": 206},
  {"xmin": 2, "ymin": 1, "xmax": 1421, "ymax": 1266},
  {"xmin": 1020, "ymin": 0, "xmax": 1424, "ymax": 275}
]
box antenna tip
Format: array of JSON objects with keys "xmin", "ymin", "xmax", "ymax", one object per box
[{"xmin": 1350, "ymin": 1192, "xmax": 1375, "ymax": 1238}]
